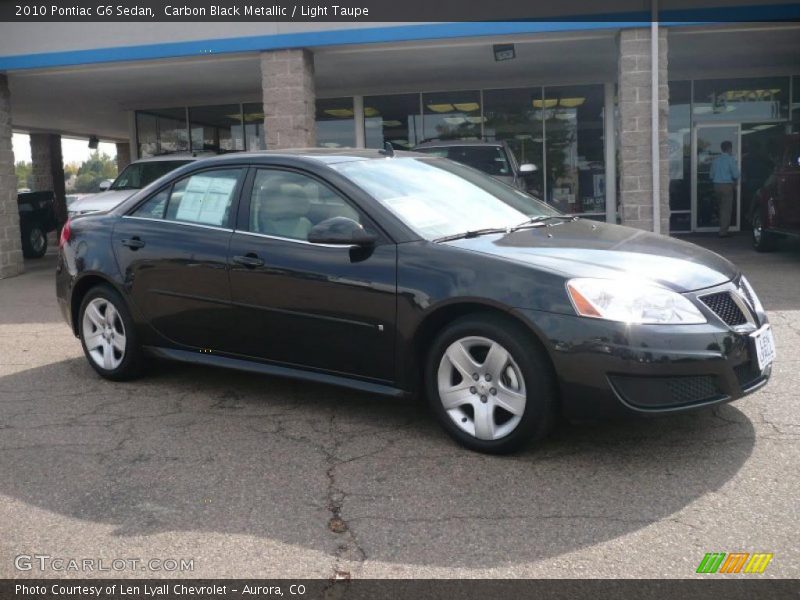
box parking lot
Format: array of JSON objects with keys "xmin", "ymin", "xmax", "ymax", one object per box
[{"xmin": 0, "ymin": 233, "xmax": 798, "ymax": 579}]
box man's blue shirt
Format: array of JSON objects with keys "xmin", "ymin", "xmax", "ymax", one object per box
[{"xmin": 710, "ymin": 153, "xmax": 739, "ymax": 184}]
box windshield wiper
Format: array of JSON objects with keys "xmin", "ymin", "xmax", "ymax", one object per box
[
  {"xmin": 512, "ymin": 215, "xmax": 578, "ymax": 229},
  {"xmin": 433, "ymin": 227, "xmax": 511, "ymax": 243}
]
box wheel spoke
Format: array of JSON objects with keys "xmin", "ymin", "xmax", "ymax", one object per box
[
  {"xmin": 494, "ymin": 385, "xmax": 526, "ymax": 416},
  {"xmin": 482, "ymin": 342, "xmax": 509, "ymax": 378},
  {"xmin": 102, "ymin": 340, "xmax": 114, "ymax": 370},
  {"xmin": 111, "ymin": 333, "xmax": 126, "ymax": 353},
  {"xmin": 473, "ymin": 402, "xmax": 495, "ymax": 440},
  {"xmin": 85, "ymin": 303, "xmax": 105, "ymax": 328},
  {"xmin": 440, "ymin": 383, "xmax": 473, "ymax": 410},
  {"xmin": 445, "ymin": 341, "xmax": 479, "ymax": 380},
  {"xmin": 84, "ymin": 331, "xmax": 104, "ymax": 350}
]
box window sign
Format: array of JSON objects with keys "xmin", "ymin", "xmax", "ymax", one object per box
[{"xmin": 174, "ymin": 174, "xmax": 237, "ymax": 226}]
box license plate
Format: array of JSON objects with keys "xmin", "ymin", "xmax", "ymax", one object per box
[{"xmin": 751, "ymin": 325, "xmax": 776, "ymax": 371}]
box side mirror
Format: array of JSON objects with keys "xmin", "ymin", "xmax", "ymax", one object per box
[
  {"xmin": 519, "ymin": 163, "xmax": 538, "ymax": 173},
  {"xmin": 307, "ymin": 217, "xmax": 377, "ymax": 246},
  {"xmin": 98, "ymin": 180, "xmax": 112, "ymax": 191}
]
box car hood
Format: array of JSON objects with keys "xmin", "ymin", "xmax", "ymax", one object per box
[
  {"xmin": 443, "ymin": 219, "xmax": 738, "ymax": 293},
  {"xmin": 69, "ymin": 189, "xmax": 137, "ymax": 214}
]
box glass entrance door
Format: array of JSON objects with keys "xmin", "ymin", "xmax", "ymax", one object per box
[{"xmin": 692, "ymin": 123, "xmax": 741, "ymax": 232}]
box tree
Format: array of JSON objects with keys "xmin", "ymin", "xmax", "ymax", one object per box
[
  {"xmin": 72, "ymin": 151, "xmax": 118, "ymax": 193},
  {"xmin": 14, "ymin": 161, "xmax": 33, "ymax": 189}
]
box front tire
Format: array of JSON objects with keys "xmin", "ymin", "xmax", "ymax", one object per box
[
  {"xmin": 21, "ymin": 222, "xmax": 48, "ymax": 258},
  {"xmin": 78, "ymin": 285, "xmax": 144, "ymax": 381},
  {"xmin": 425, "ymin": 315, "xmax": 557, "ymax": 454},
  {"xmin": 751, "ymin": 211, "xmax": 775, "ymax": 252}
]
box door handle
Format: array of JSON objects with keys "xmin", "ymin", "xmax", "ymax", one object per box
[
  {"xmin": 121, "ymin": 237, "xmax": 145, "ymax": 250},
  {"xmin": 232, "ymin": 254, "xmax": 264, "ymax": 268}
]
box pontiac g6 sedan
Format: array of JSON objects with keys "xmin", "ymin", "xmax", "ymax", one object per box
[{"xmin": 56, "ymin": 150, "xmax": 775, "ymax": 453}]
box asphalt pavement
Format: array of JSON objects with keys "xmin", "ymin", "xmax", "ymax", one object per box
[{"xmin": 0, "ymin": 233, "xmax": 798, "ymax": 578}]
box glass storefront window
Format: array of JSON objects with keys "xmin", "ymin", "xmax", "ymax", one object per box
[
  {"xmin": 316, "ymin": 97, "xmax": 355, "ymax": 148},
  {"xmin": 693, "ymin": 77, "xmax": 790, "ymax": 123},
  {"xmin": 136, "ymin": 108, "xmax": 188, "ymax": 157},
  {"xmin": 668, "ymin": 81, "xmax": 692, "ymax": 232},
  {"xmin": 543, "ymin": 85, "xmax": 606, "ymax": 215},
  {"xmin": 793, "ymin": 75, "xmax": 800, "ymax": 133},
  {"xmin": 422, "ymin": 90, "xmax": 482, "ymax": 142},
  {"xmin": 483, "ymin": 87, "xmax": 545, "ymax": 198},
  {"xmin": 364, "ymin": 93, "xmax": 422, "ymax": 150},
  {"xmin": 243, "ymin": 103, "xmax": 266, "ymax": 151},
  {"xmin": 189, "ymin": 104, "xmax": 244, "ymax": 153}
]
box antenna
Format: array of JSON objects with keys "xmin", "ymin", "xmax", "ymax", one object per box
[{"xmin": 380, "ymin": 141, "xmax": 395, "ymax": 157}]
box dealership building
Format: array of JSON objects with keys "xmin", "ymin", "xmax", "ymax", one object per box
[{"xmin": 0, "ymin": 17, "xmax": 799, "ymax": 278}]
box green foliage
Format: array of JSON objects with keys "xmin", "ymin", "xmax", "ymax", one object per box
[
  {"xmin": 72, "ymin": 151, "xmax": 118, "ymax": 193},
  {"xmin": 14, "ymin": 161, "xmax": 33, "ymax": 189}
]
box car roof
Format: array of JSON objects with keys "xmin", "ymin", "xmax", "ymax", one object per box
[
  {"xmin": 131, "ymin": 154, "xmax": 207, "ymax": 164},
  {"xmin": 413, "ymin": 140, "xmax": 505, "ymax": 149},
  {"xmin": 178, "ymin": 148, "xmax": 431, "ymax": 166}
]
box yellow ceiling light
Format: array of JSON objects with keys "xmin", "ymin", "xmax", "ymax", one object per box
[
  {"xmin": 453, "ymin": 102, "xmax": 480, "ymax": 112},
  {"xmin": 382, "ymin": 120, "xmax": 402, "ymax": 127},
  {"xmin": 363, "ymin": 107, "xmax": 380, "ymax": 117},
  {"xmin": 324, "ymin": 108, "xmax": 354, "ymax": 118},
  {"xmin": 427, "ymin": 103, "xmax": 455, "ymax": 113},
  {"xmin": 243, "ymin": 112, "xmax": 265, "ymax": 122},
  {"xmin": 532, "ymin": 99, "xmax": 558, "ymax": 109},
  {"xmin": 559, "ymin": 97, "xmax": 586, "ymax": 108}
]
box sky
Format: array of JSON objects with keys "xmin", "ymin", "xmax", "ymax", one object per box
[{"xmin": 12, "ymin": 133, "xmax": 118, "ymax": 166}]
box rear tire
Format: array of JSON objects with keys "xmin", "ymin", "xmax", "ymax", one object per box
[
  {"xmin": 78, "ymin": 285, "xmax": 144, "ymax": 381},
  {"xmin": 21, "ymin": 222, "xmax": 48, "ymax": 258},
  {"xmin": 425, "ymin": 314, "xmax": 557, "ymax": 454},
  {"xmin": 751, "ymin": 211, "xmax": 775, "ymax": 252}
]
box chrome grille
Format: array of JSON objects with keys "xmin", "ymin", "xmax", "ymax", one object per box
[{"xmin": 700, "ymin": 292, "xmax": 748, "ymax": 326}]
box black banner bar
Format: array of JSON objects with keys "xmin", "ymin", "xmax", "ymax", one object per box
[
  {"xmin": 3, "ymin": 579, "xmax": 800, "ymax": 600},
  {"xmin": 1, "ymin": 0, "xmax": 800, "ymax": 22}
]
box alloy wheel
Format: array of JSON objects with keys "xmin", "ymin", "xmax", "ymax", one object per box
[
  {"xmin": 29, "ymin": 227, "xmax": 46, "ymax": 254},
  {"xmin": 752, "ymin": 214, "xmax": 762, "ymax": 245},
  {"xmin": 82, "ymin": 297, "xmax": 127, "ymax": 370},
  {"xmin": 437, "ymin": 336, "xmax": 527, "ymax": 441}
]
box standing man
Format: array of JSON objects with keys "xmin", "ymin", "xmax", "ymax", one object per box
[{"xmin": 710, "ymin": 140, "xmax": 739, "ymax": 237}]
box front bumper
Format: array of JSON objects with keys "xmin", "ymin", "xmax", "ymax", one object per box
[{"xmin": 514, "ymin": 293, "xmax": 772, "ymax": 419}]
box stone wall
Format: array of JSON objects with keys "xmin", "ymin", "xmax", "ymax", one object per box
[
  {"xmin": 617, "ymin": 28, "xmax": 670, "ymax": 234},
  {"xmin": 261, "ymin": 49, "xmax": 316, "ymax": 149},
  {"xmin": 0, "ymin": 74, "xmax": 23, "ymax": 278}
]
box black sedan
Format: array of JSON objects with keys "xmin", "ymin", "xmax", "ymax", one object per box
[{"xmin": 56, "ymin": 150, "xmax": 775, "ymax": 453}]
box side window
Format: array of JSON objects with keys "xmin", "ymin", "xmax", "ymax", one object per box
[
  {"xmin": 132, "ymin": 188, "xmax": 170, "ymax": 219},
  {"xmin": 249, "ymin": 169, "xmax": 361, "ymax": 240},
  {"xmin": 165, "ymin": 169, "xmax": 243, "ymax": 227}
]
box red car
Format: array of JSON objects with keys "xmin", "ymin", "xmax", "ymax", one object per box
[{"xmin": 751, "ymin": 133, "xmax": 800, "ymax": 251}]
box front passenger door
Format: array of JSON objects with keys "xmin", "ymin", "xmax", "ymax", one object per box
[{"xmin": 226, "ymin": 167, "xmax": 397, "ymax": 382}]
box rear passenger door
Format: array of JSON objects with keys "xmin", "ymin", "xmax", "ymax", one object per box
[
  {"xmin": 226, "ymin": 167, "xmax": 397, "ymax": 382},
  {"xmin": 112, "ymin": 167, "xmax": 245, "ymax": 350}
]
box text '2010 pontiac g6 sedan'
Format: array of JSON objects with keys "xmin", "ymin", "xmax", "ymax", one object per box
[{"xmin": 56, "ymin": 149, "xmax": 775, "ymax": 453}]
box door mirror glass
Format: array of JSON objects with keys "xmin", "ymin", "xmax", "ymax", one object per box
[
  {"xmin": 98, "ymin": 179, "xmax": 112, "ymax": 191},
  {"xmin": 519, "ymin": 163, "xmax": 538, "ymax": 173},
  {"xmin": 307, "ymin": 217, "xmax": 377, "ymax": 246}
]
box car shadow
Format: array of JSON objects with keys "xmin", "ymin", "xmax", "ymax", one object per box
[{"xmin": 0, "ymin": 357, "xmax": 756, "ymax": 569}]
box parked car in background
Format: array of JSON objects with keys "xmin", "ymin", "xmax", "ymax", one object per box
[
  {"xmin": 67, "ymin": 154, "xmax": 202, "ymax": 218},
  {"xmin": 17, "ymin": 190, "xmax": 57, "ymax": 258},
  {"xmin": 751, "ymin": 134, "xmax": 800, "ymax": 251},
  {"xmin": 57, "ymin": 150, "xmax": 773, "ymax": 454},
  {"xmin": 413, "ymin": 140, "xmax": 537, "ymax": 191}
]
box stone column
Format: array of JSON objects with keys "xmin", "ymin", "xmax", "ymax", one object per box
[
  {"xmin": 617, "ymin": 28, "xmax": 670, "ymax": 233},
  {"xmin": 116, "ymin": 142, "xmax": 131, "ymax": 172},
  {"xmin": 0, "ymin": 73, "xmax": 23, "ymax": 279},
  {"xmin": 260, "ymin": 49, "xmax": 316, "ymax": 149},
  {"xmin": 0, "ymin": 74, "xmax": 23, "ymax": 278},
  {"xmin": 30, "ymin": 133, "xmax": 66, "ymax": 227}
]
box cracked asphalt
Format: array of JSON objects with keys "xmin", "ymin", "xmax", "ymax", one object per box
[{"xmin": 0, "ymin": 233, "xmax": 798, "ymax": 579}]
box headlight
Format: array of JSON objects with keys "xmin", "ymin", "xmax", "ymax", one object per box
[
  {"xmin": 739, "ymin": 275, "xmax": 764, "ymax": 314},
  {"xmin": 566, "ymin": 278, "xmax": 707, "ymax": 325}
]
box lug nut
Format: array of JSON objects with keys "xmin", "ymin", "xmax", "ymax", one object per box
[
  {"xmin": 469, "ymin": 386, "xmax": 477, "ymax": 394},
  {"xmin": 480, "ymin": 395, "xmax": 488, "ymax": 403},
  {"xmin": 472, "ymin": 373, "xmax": 479, "ymax": 381},
  {"xmin": 485, "ymin": 374, "xmax": 492, "ymax": 382},
  {"xmin": 490, "ymin": 388, "xmax": 497, "ymax": 395}
]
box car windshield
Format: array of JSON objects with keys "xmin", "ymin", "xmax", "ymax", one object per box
[
  {"xmin": 331, "ymin": 157, "xmax": 559, "ymax": 240},
  {"xmin": 111, "ymin": 160, "xmax": 192, "ymax": 190},
  {"xmin": 415, "ymin": 145, "xmax": 511, "ymax": 177}
]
